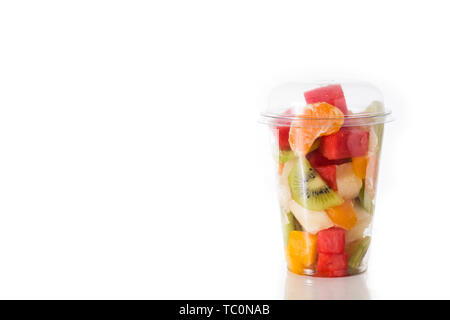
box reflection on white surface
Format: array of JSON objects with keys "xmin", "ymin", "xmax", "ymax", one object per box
[{"xmin": 285, "ymin": 271, "xmax": 371, "ymax": 300}]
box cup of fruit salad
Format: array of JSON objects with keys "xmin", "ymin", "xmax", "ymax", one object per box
[{"xmin": 260, "ymin": 82, "xmax": 392, "ymax": 277}]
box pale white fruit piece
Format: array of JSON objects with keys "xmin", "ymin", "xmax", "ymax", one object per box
[
  {"xmin": 278, "ymin": 159, "xmax": 296, "ymax": 213},
  {"xmin": 365, "ymin": 101, "xmax": 384, "ymax": 114},
  {"xmin": 346, "ymin": 204, "xmax": 372, "ymax": 243},
  {"xmin": 336, "ymin": 162, "xmax": 363, "ymax": 200},
  {"xmin": 288, "ymin": 199, "xmax": 334, "ymax": 234},
  {"xmin": 365, "ymin": 128, "xmax": 379, "ymax": 200}
]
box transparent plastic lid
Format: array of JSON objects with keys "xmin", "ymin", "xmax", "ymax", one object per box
[{"xmin": 260, "ymin": 81, "xmax": 392, "ymax": 127}]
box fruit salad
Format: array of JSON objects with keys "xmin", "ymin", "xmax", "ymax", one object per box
[{"xmin": 272, "ymin": 84, "xmax": 386, "ymax": 277}]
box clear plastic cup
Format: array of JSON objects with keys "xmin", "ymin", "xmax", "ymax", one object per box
[{"xmin": 260, "ymin": 82, "xmax": 392, "ymax": 277}]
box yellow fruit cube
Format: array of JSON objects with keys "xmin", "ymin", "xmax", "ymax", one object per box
[{"xmin": 286, "ymin": 231, "xmax": 317, "ymax": 274}]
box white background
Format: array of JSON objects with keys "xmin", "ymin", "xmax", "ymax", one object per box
[{"xmin": 0, "ymin": 0, "xmax": 448, "ymax": 299}]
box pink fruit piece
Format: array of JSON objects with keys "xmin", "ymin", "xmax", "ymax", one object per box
[
  {"xmin": 273, "ymin": 109, "xmax": 293, "ymax": 150},
  {"xmin": 304, "ymin": 84, "xmax": 348, "ymax": 114},
  {"xmin": 307, "ymin": 150, "xmax": 350, "ymax": 191},
  {"xmin": 319, "ymin": 128, "xmax": 369, "ymax": 160},
  {"xmin": 317, "ymin": 227, "xmax": 346, "ymax": 254},
  {"xmin": 314, "ymin": 165, "xmax": 338, "ymax": 191},
  {"xmin": 316, "ymin": 253, "xmax": 348, "ymax": 277},
  {"xmin": 307, "ymin": 149, "xmax": 350, "ymax": 167}
]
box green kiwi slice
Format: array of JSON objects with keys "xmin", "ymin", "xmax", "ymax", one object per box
[
  {"xmin": 348, "ymin": 236, "xmax": 371, "ymax": 269},
  {"xmin": 358, "ymin": 184, "xmax": 374, "ymax": 214},
  {"xmin": 281, "ymin": 211, "xmax": 294, "ymax": 246},
  {"xmin": 278, "ymin": 150, "xmax": 297, "ymax": 163},
  {"xmin": 279, "ymin": 139, "xmax": 319, "ymax": 164},
  {"xmin": 293, "ymin": 215, "xmax": 303, "ymax": 231},
  {"xmin": 281, "ymin": 210, "xmax": 303, "ymax": 246},
  {"xmin": 288, "ymin": 158, "xmax": 344, "ymax": 211}
]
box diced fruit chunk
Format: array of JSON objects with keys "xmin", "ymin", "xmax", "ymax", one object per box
[
  {"xmin": 304, "ymin": 84, "xmax": 349, "ymax": 114},
  {"xmin": 289, "ymin": 200, "xmax": 334, "ymax": 235},
  {"xmin": 365, "ymin": 101, "xmax": 385, "ymax": 151},
  {"xmin": 281, "ymin": 210, "xmax": 303, "ymax": 246},
  {"xmin": 273, "ymin": 109, "xmax": 294, "ymax": 150},
  {"xmin": 307, "ymin": 149, "xmax": 350, "ymax": 167},
  {"xmin": 347, "ymin": 236, "xmax": 371, "ymax": 269},
  {"xmin": 336, "ymin": 162, "xmax": 363, "ymax": 200},
  {"xmin": 314, "ymin": 165, "xmax": 337, "ymax": 191},
  {"xmin": 316, "ymin": 226, "xmax": 349, "ymax": 277},
  {"xmin": 288, "ymin": 159, "xmax": 344, "ymax": 211},
  {"xmin": 316, "ymin": 253, "xmax": 348, "ymax": 277},
  {"xmin": 279, "ymin": 159, "xmax": 296, "ymax": 213},
  {"xmin": 357, "ymin": 127, "xmax": 380, "ymax": 213},
  {"xmin": 346, "ymin": 204, "xmax": 372, "ymax": 243},
  {"xmin": 319, "ymin": 127, "xmax": 369, "ymax": 160},
  {"xmin": 317, "ymin": 227, "xmax": 346, "ymax": 254},
  {"xmin": 325, "ymin": 200, "xmax": 357, "ymax": 230},
  {"xmin": 289, "ymin": 103, "xmax": 344, "ymax": 156},
  {"xmin": 286, "ymin": 231, "xmax": 317, "ymax": 274},
  {"xmin": 279, "ymin": 150, "xmax": 297, "ymax": 163},
  {"xmin": 358, "ymin": 184, "xmax": 374, "ymax": 214},
  {"xmin": 306, "ymin": 150, "xmax": 351, "ymax": 192},
  {"xmin": 364, "ymin": 128, "xmax": 380, "ymax": 202},
  {"xmin": 281, "ymin": 210, "xmax": 295, "ymax": 246},
  {"xmin": 352, "ymin": 156, "xmax": 368, "ymax": 179},
  {"xmin": 277, "ymin": 126, "xmax": 291, "ymax": 150}
]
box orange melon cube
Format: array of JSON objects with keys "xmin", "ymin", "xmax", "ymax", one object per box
[
  {"xmin": 325, "ymin": 200, "xmax": 357, "ymax": 230},
  {"xmin": 352, "ymin": 156, "xmax": 368, "ymax": 179},
  {"xmin": 286, "ymin": 231, "xmax": 317, "ymax": 274}
]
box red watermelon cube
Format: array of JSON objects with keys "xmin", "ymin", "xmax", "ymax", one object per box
[
  {"xmin": 273, "ymin": 109, "xmax": 293, "ymax": 150},
  {"xmin": 319, "ymin": 128, "xmax": 369, "ymax": 160},
  {"xmin": 306, "ymin": 150, "xmax": 351, "ymax": 190},
  {"xmin": 307, "ymin": 150, "xmax": 350, "ymax": 167},
  {"xmin": 304, "ymin": 84, "xmax": 348, "ymax": 114},
  {"xmin": 317, "ymin": 227, "xmax": 346, "ymax": 254},
  {"xmin": 275, "ymin": 126, "xmax": 291, "ymax": 150},
  {"xmin": 314, "ymin": 165, "xmax": 337, "ymax": 191},
  {"xmin": 316, "ymin": 253, "xmax": 348, "ymax": 277}
]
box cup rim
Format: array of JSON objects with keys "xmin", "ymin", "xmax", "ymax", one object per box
[{"xmin": 259, "ymin": 110, "xmax": 393, "ymax": 127}]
